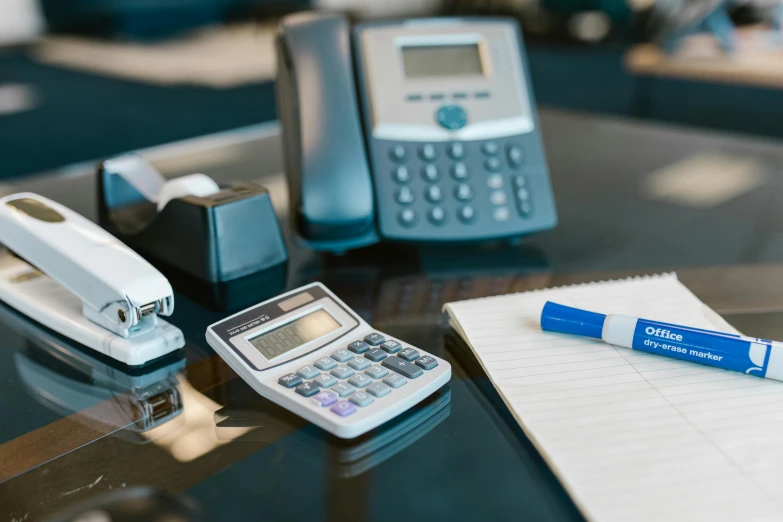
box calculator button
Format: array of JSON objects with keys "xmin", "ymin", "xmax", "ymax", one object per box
[
  {"xmin": 518, "ymin": 200, "xmax": 533, "ymax": 217},
  {"xmin": 278, "ymin": 373, "xmax": 302, "ymax": 388},
  {"xmin": 490, "ymin": 190, "xmax": 507, "ymax": 206},
  {"xmin": 487, "ymin": 174, "xmax": 504, "ymax": 189},
  {"xmin": 347, "ymin": 357, "xmax": 371, "ymax": 371},
  {"xmin": 482, "ymin": 142, "xmax": 499, "ymax": 155},
  {"xmin": 458, "ymin": 205, "xmax": 476, "ymax": 224},
  {"xmin": 435, "ymin": 104, "xmax": 468, "ymax": 130},
  {"xmin": 312, "ymin": 390, "xmax": 337, "ymax": 407},
  {"xmin": 332, "ymin": 382, "xmax": 356, "ymax": 397},
  {"xmin": 513, "ymin": 175, "xmax": 527, "ymax": 188},
  {"xmin": 398, "ymin": 348, "xmax": 420, "ymax": 361},
  {"xmin": 416, "ymin": 355, "xmax": 439, "ymax": 370},
  {"xmin": 331, "ymin": 349, "xmax": 354, "ymax": 362},
  {"xmin": 366, "ymin": 348, "xmax": 387, "ymax": 362},
  {"xmin": 392, "ymin": 166, "xmax": 410, "ymax": 184},
  {"xmin": 395, "ymin": 186, "xmax": 415, "ymax": 205},
  {"xmin": 331, "ymin": 400, "xmax": 357, "ymax": 417},
  {"xmin": 331, "ymin": 366, "xmax": 355, "ymax": 380},
  {"xmin": 516, "ymin": 187, "xmax": 530, "ymax": 201},
  {"xmin": 454, "ymin": 184, "xmax": 474, "ymax": 202},
  {"xmin": 314, "ymin": 373, "xmax": 338, "ymax": 388},
  {"xmin": 314, "ymin": 357, "xmax": 337, "ymax": 371},
  {"xmin": 382, "ymin": 357, "xmax": 424, "ymax": 379},
  {"xmin": 348, "ymin": 341, "xmax": 370, "ymax": 354},
  {"xmin": 425, "ymin": 184, "xmax": 443, "ymax": 203},
  {"xmin": 297, "ymin": 365, "xmax": 320, "ymax": 380},
  {"xmin": 493, "ymin": 206, "xmax": 510, "ymax": 222},
  {"xmin": 367, "ymin": 382, "xmax": 391, "ymax": 398},
  {"xmin": 348, "ymin": 374, "xmax": 373, "ymax": 388},
  {"xmin": 451, "ymin": 163, "xmax": 469, "ymax": 180},
  {"xmin": 296, "ymin": 381, "xmax": 320, "ymax": 397},
  {"xmin": 350, "ymin": 391, "xmax": 375, "ymax": 407},
  {"xmin": 507, "ymin": 146, "xmax": 523, "ymax": 166},
  {"xmin": 364, "ymin": 333, "xmax": 386, "ymax": 345},
  {"xmin": 484, "ymin": 157, "xmax": 502, "ymax": 172},
  {"xmin": 398, "ymin": 208, "xmax": 417, "ymax": 228},
  {"xmin": 389, "ymin": 145, "xmax": 406, "ymax": 163},
  {"xmin": 365, "ymin": 365, "xmax": 389, "ymax": 379},
  {"xmin": 419, "ymin": 144, "xmax": 437, "ymax": 161},
  {"xmin": 421, "ymin": 164, "xmax": 440, "ymax": 182},
  {"xmin": 383, "ymin": 374, "xmax": 407, "ymax": 388},
  {"xmin": 380, "ymin": 340, "xmax": 402, "ymax": 353},
  {"xmin": 448, "ymin": 142, "xmax": 465, "ymax": 159}
]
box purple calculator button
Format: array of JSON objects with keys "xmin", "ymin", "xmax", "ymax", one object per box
[
  {"xmin": 330, "ymin": 400, "xmax": 356, "ymax": 417},
  {"xmin": 312, "ymin": 390, "xmax": 338, "ymax": 407}
]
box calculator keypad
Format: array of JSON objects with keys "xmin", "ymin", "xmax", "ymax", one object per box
[
  {"xmin": 278, "ymin": 334, "xmax": 438, "ymax": 418},
  {"xmin": 374, "ymin": 135, "xmax": 554, "ymax": 241}
]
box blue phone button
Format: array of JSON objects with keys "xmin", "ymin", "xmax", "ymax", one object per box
[{"xmin": 435, "ymin": 105, "xmax": 468, "ymax": 130}]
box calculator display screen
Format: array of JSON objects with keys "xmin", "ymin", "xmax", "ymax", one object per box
[
  {"xmin": 246, "ymin": 309, "xmax": 341, "ymax": 361},
  {"xmin": 401, "ymin": 44, "xmax": 484, "ymax": 78}
]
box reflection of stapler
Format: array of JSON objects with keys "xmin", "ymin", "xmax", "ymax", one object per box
[
  {"xmin": 0, "ymin": 192, "xmax": 185, "ymax": 366},
  {"xmin": 1, "ymin": 298, "xmax": 186, "ymax": 441},
  {"xmin": 97, "ymin": 154, "xmax": 288, "ymax": 284}
]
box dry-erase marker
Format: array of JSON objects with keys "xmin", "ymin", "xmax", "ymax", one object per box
[{"xmin": 540, "ymin": 301, "xmax": 783, "ymax": 381}]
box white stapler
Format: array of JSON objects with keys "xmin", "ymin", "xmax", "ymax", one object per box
[{"xmin": 0, "ymin": 192, "xmax": 185, "ymax": 366}]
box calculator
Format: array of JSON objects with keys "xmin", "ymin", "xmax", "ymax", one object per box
[{"xmin": 205, "ymin": 282, "xmax": 451, "ymax": 438}]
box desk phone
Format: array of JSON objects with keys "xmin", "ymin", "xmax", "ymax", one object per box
[
  {"xmin": 276, "ymin": 13, "xmax": 557, "ymax": 252},
  {"xmin": 205, "ymin": 283, "xmax": 451, "ymax": 438}
]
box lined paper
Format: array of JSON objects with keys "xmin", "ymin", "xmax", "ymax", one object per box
[{"xmin": 445, "ymin": 274, "xmax": 783, "ymax": 522}]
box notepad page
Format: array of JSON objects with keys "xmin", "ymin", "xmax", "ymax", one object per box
[{"xmin": 445, "ymin": 274, "xmax": 783, "ymax": 522}]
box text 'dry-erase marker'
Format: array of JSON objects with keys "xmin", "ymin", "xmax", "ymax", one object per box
[{"xmin": 540, "ymin": 301, "xmax": 783, "ymax": 380}]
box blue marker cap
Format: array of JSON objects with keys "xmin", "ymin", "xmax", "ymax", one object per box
[{"xmin": 540, "ymin": 301, "xmax": 606, "ymax": 339}]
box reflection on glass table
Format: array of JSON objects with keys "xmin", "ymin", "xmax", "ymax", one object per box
[
  {"xmin": 43, "ymin": 487, "xmax": 212, "ymax": 522},
  {"xmin": 214, "ymin": 383, "xmax": 451, "ymax": 478},
  {"xmin": 2, "ymin": 301, "xmax": 186, "ymax": 442}
]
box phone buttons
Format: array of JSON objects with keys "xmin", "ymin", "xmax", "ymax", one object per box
[
  {"xmin": 419, "ymin": 144, "xmax": 437, "ymax": 161},
  {"xmin": 398, "ymin": 208, "xmax": 417, "ymax": 228},
  {"xmin": 389, "ymin": 145, "xmax": 407, "ymax": 163},
  {"xmin": 493, "ymin": 206, "xmax": 510, "ymax": 222},
  {"xmin": 482, "ymin": 142, "xmax": 499, "ymax": 155},
  {"xmin": 454, "ymin": 184, "xmax": 474, "ymax": 202},
  {"xmin": 421, "ymin": 164, "xmax": 440, "ymax": 182},
  {"xmin": 451, "ymin": 163, "xmax": 469, "ymax": 180},
  {"xmin": 425, "ymin": 185, "xmax": 443, "ymax": 203},
  {"xmin": 428, "ymin": 207, "xmax": 447, "ymax": 226},
  {"xmin": 484, "ymin": 157, "xmax": 502, "ymax": 172},
  {"xmin": 395, "ymin": 187, "xmax": 415, "ymax": 205},
  {"xmin": 490, "ymin": 190, "xmax": 507, "ymax": 206},
  {"xmin": 507, "ymin": 146, "xmax": 524, "ymax": 167},
  {"xmin": 435, "ymin": 104, "xmax": 468, "ymax": 130},
  {"xmin": 487, "ymin": 174, "xmax": 504, "ymax": 189},
  {"xmin": 458, "ymin": 205, "xmax": 477, "ymax": 224},
  {"xmin": 447, "ymin": 143, "xmax": 465, "ymax": 159},
  {"xmin": 392, "ymin": 166, "xmax": 409, "ymax": 184}
]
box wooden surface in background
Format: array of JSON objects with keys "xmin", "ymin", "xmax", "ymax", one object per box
[{"xmin": 626, "ymin": 28, "xmax": 783, "ymax": 88}]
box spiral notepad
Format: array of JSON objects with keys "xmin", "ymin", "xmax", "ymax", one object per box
[{"xmin": 444, "ymin": 273, "xmax": 783, "ymax": 522}]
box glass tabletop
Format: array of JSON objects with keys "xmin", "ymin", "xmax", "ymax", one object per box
[{"xmin": 2, "ymin": 109, "xmax": 783, "ymax": 521}]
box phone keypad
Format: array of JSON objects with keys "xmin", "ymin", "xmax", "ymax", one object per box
[
  {"xmin": 379, "ymin": 137, "xmax": 544, "ymax": 238},
  {"xmin": 279, "ymin": 333, "xmax": 439, "ymax": 418}
]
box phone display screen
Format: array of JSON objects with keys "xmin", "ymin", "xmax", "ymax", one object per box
[{"xmin": 401, "ymin": 44, "xmax": 484, "ymax": 78}]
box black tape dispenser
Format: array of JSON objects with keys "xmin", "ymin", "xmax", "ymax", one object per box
[{"xmin": 97, "ymin": 155, "xmax": 288, "ymax": 287}]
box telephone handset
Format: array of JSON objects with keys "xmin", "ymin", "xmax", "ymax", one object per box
[{"xmin": 276, "ymin": 13, "xmax": 557, "ymax": 252}]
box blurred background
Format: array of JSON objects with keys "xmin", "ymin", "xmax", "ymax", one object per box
[{"xmin": 2, "ymin": 0, "xmax": 783, "ymax": 180}]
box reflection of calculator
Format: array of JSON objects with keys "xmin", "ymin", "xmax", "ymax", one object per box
[
  {"xmin": 205, "ymin": 282, "xmax": 451, "ymax": 438},
  {"xmin": 214, "ymin": 386, "xmax": 452, "ymax": 477}
]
